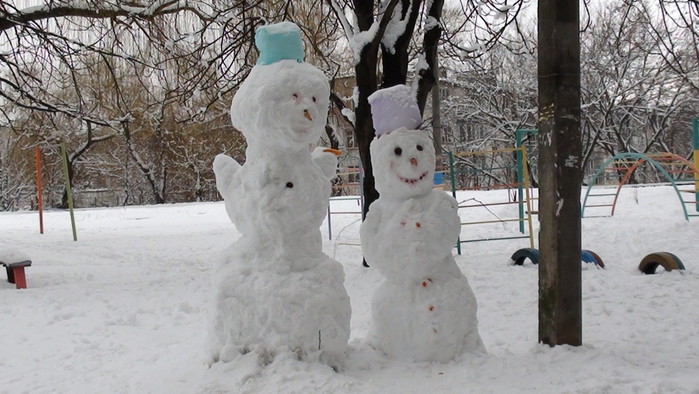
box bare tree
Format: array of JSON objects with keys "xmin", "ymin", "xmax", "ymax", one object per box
[
  {"xmin": 0, "ymin": 122, "xmax": 33, "ymax": 210},
  {"xmin": 0, "ymin": 1, "xmax": 260, "ymax": 123},
  {"xmin": 637, "ymin": 0, "xmax": 699, "ymax": 95},
  {"xmin": 578, "ymin": 1, "xmax": 695, "ymax": 184},
  {"xmin": 328, "ymin": 0, "xmax": 526, "ymax": 226}
]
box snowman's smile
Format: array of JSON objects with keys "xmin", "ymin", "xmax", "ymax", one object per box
[
  {"xmin": 397, "ymin": 171, "xmax": 429, "ymax": 185},
  {"xmin": 390, "ymin": 161, "xmax": 428, "ymax": 185}
]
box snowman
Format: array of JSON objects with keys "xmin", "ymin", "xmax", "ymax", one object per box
[
  {"xmin": 360, "ymin": 85, "xmax": 485, "ymax": 362},
  {"xmin": 208, "ymin": 22, "xmax": 351, "ymax": 368}
]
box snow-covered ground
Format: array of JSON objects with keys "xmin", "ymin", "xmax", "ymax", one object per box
[{"xmin": 2, "ymin": 185, "xmax": 699, "ymax": 393}]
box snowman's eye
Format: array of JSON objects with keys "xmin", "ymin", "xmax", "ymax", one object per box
[
  {"xmin": 286, "ymin": 182, "xmax": 294, "ymax": 188},
  {"xmin": 312, "ymin": 96, "xmax": 317, "ymax": 103},
  {"xmin": 292, "ymin": 93, "xmax": 299, "ymax": 99},
  {"xmin": 417, "ymin": 145, "xmax": 423, "ymax": 151},
  {"xmin": 394, "ymin": 147, "xmax": 402, "ymax": 156}
]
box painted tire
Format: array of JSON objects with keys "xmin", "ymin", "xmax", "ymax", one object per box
[
  {"xmin": 511, "ymin": 248, "xmax": 539, "ymax": 266},
  {"xmin": 581, "ymin": 250, "xmax": 605, "ymax": 269},
  {"xmin": 638, "ymin": 252, "xmax": 686, "ymax": 274}
]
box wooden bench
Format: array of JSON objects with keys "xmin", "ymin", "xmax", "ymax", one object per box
[{"xmin": 0, "ymin": 250, "xmax": 32, "ymax": 289}]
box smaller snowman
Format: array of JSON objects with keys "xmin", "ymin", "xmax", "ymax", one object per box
[{"xmin": 360, "ymin": 85, "xmax": 485, "ymax": 362}]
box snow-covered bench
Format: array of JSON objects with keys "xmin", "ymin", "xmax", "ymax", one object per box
[{"xmin": 0, "ymin": 250, "xmax": 32, "ymax": 289}]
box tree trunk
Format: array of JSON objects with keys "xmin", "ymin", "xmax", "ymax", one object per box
[
  {"xmin": 380, "ymin": 0, "xmax": 421, "ymax": 89},
  {"xmin": 352, "ymin": 0, "xmax": 401, "ymax": 267},
  {"xmin": 355, "ymin": 46, "xmax": 380, "ymax": 220},
  {"xmin": 122, "ymin": 123, "xmax": 166, "ymax": 204},
  {"xmin": 537, "ymin": 0, "xmax": 582, "ymax": 347},
  {"xmin": 416, "ymin": 0, "xmax": 443, "ymax": 113},
  {"xmin": 352, "ymin": 0, "xmax": 389, "ymax": 220}
]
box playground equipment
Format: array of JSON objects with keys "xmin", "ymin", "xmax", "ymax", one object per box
[
  {"xmin": 446, "ymin": 146, "xmax": 536, "ymax": 254},
  {"xmin": 35, "ymin": 146, "xmax": 44, "ymax": 234},
  {"xmin": 516, "ymin": 129, "xmax": 539, "ymax": 232},
  {"xmin": 510, "ymin": 247, "xmax": 605, "ymax": 268},
  {"xmin": 34, "ymin": 142, "xmax": 78, "ymax": 241},
  {"xmin": 638, "ymin": 252, "xmax": 685, "ymax": 274},
  {"xmin": 582, "ymin": 118, "xmax": 699, "ymax": 220},
  {"xmin": 327, "ymin": 155, "xmax": 364, "ymax": 240},
  {"xmin": 581, "ymin": 152, "xmax": 699, "ymax": 221}
]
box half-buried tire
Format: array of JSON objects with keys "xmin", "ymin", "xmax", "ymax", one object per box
[
  {"xmin": 510, "ymin": 248, "xmax": 539, "ymax": 266},
  {"xmin": 581, "ymin": 249, "xmax": 605, "ymax": 268},
  {"xmin": 638, "ymin": 252, "xmax": 685, "ymax": 274}
]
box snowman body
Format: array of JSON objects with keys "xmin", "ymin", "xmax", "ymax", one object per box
[
  {"xmin": 361, "ymin": 127, "xmax": 484, "ymax": 362},
  {"xmin": 209, "ymin": 35, "xmax": 350, "ymax": 367}
]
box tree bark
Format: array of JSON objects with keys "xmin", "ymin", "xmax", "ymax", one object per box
[
  {"xmin": 380, "ymin": 0, "xmax": 421, "ymax": 89},
  {"xmin": 416, "ymin": 0, "xmax": 443, "ymax": 113},
  {"xmin": 537, "ymin": 0, "xmax": 582, "ymax": 346},
  {"xmin": 352, "ymin": 0, "xmax": 401, "ymax": 221}
]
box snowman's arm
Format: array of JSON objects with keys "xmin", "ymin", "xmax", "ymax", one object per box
[
  {"xmin": 431, "ymin": 191, "xmax": 462, "ymax": 238},
  {"xmin": 359, "ymin": 200, "xmax": 384, "ymax": 266},
  {"xmin": 312, "ymin": 147, "xmax": 339, "ymax": 180},
  {"xmin": 213, "ymin": 154, "xmax": 241, "ymax": 199}
]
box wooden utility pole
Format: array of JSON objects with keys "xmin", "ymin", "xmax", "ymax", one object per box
[{"xmin": 537, "ymin": 0, "xmax": 582, "ymax": 346}]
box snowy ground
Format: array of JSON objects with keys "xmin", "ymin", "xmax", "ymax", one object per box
[{"xmin": 2, "ymin": 185, "xmax": 699, "ymax": 393}]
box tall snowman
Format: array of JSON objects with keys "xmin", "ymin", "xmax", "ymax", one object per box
[
  {"xmin": 360, "ymin": 85, "xmax": 484, "ymax": 362},
  {"xmin": 209, "ymin": 22, "xmax": 351, "ymax": 368}
]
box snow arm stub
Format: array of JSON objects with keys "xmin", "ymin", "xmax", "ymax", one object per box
[
  {"xmin": 213, "ymin": 154, "xmax": 241, "ymax": 200},
  {"xmin": 359, "ymin": 199, "xmax": 385, "ymax": 268},
  {"xmin": 311, "ymin": 147, "xmax": 340, "ymax": 180}
]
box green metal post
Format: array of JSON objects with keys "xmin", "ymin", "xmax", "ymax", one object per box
[
  {"xmin": 516, "ymin": 130, "xmax": 525, "ymax": 233},
  {"xmin": 60, "ymin": 141, "xmax": 78, "ymax": 241},
  {"xmin": 449, "ymin": 151, "xmax": 456, "ymax": 199},
  {"xmin": 516, "ymin": 129, "xmax": 538, "ymax": 233},
  {"xmin": 449, "ymin": 152, "xmax": 462, "ymax": 255}
]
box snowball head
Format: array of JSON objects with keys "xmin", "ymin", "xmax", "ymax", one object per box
[
  {"xmin": 230, "ymin": 59, "xmax": 330, "ymax": 151},
  {"xmin": 370, "ymin": 128, "xmax": 435, "ymax": 200},
  {"xmin": 368, "ymin": 85, "xmax": 422, "ymax": 136}
]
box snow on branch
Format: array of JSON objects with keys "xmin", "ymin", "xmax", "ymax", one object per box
[
  {"xmin": 0, "ymin": 1, "xmax": 211, "ymax": 32},
  {"xmin": 337, "ymin": 0, "xmax": 401, "ymax": 64},
  {"xmin": 381, "ymin": 1, "xmax": 413, "ymax": 54},
  {"xmin": 349, "ymin": 22, "xmax": 380, "ymax": 64},
  {"xmin": 328, "ymin": 0, "xmax": 354, "ymax": 42}
]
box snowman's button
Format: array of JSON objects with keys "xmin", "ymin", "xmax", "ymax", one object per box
[{"xmin": 286, "ymin": 182, "xmax": 294, "ymax": 188}]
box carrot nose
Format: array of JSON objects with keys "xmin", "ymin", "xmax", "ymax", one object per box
[
  {"xmin": 410, "ymin": 158, "xmax": 418, "ymax": 166},
  {"xmin": 323, "ymin": 148, "xmax": 342, "ymax": 156},
  {"xmin": 303, "ymin": 109, "xmax": 312, "ymax": 121}
]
